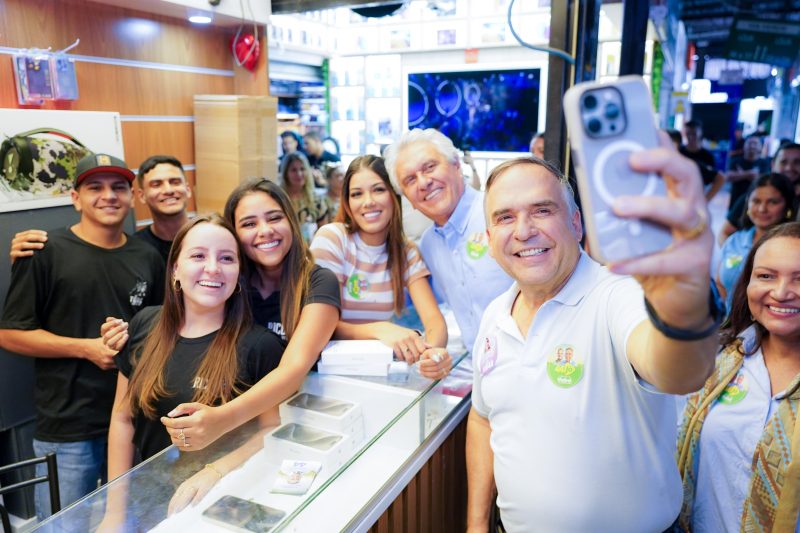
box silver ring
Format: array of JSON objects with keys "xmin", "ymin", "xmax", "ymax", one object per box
[{"xmin": 178, "ymin": 428, "xmax": 184, "ymax": 439}]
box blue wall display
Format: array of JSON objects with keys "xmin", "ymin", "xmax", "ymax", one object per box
[{"xmin": 407, "ymin": 68, "xmax": 541, "ymax": 152}]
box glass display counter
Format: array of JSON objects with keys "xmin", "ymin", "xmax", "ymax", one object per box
[{"xmin": 36, "ymin": 354, "xmax": 472, "ymax": 532}]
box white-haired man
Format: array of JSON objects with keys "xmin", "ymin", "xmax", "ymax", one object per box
[{"xmin": 384, "ymin": 129, "xmax": 512, "ymax": 357}]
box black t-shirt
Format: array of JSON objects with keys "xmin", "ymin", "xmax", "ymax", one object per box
[
  {"xmin": 0, "ymin": 227, "xmax": 164, "ymax": 441},
  {"xmin": 726, "ymin": 156, "xmax": 770, "ymax": 209},
  {"xmin": 115, "ymin": 306, "xmax": 285, "ymax": 460},
  {"xmin": 306, "ymin": 150, "xmax": 340, "ymax": 170},
  {"xmin": 133, "ymin": 225, "xmax": 172, "ymax": 264},
  {"xmin": 680, "ymin": 146, "xmax": 718, "ymax": 186},
  {"xmin": 249, "ymin": 265, "xmax": 340, "ymax": 341}
]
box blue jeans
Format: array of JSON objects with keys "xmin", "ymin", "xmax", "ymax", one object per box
[{"xmin": 33, "ymin": 437, "xmax": 107, "ymax": 521}]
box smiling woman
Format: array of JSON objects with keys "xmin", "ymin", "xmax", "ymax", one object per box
[
  {"xmin": 678, "ymin": 222, "xmax": 800, "ymax": 532},
  {"xmin": 310, "ymin": 155, "xmax": 452, "ymax": 379},
  {"xmin": 102, "ymin": 214, "xmax": 286, "ymax": 523},
  {"xmin": 716, "ymin": 173, "xmax": 795, "ymax": 309}
]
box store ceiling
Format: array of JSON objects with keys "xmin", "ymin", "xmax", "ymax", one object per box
[
  {"xmin": 677, "ymin": 0, "xmax": 800, "ymax": 56},
  {"xmin": 271, "ymin": 0, "xmax": 403, "ymax": 15}
]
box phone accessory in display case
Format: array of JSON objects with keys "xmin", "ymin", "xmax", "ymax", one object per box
[
  {"xmin": 264, "ymin": 423, "xmax": 353, "ymax": 472},
  {"xmin": 201, "ymin": 495, "xmax": 286, "ymax": 533},
  {"xmin": 13, "ymin": 52, "xmax": 55, "ymax": 105},
  {"xmin": 564, "ymin": 76, "xmax": 673, "ymax": 263},
  {"xmin": 280, "ymin": 392, "xmax": 365, "ymax": 440},
  {"xmin": 51, "ymin": 54, "xmax": 79, "ymax": 101},
  {"xmin": 270, "ymin": 460, "xmax": 323, "ymax": 496}
]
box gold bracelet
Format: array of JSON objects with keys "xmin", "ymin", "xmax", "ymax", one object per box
[{"xmin": 205, "ymin": 463, "xmax": 223, "ymax": 479}]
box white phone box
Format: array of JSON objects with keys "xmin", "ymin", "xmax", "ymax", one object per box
[
  {"xmin": 316, "ymin": 361, "xmax": 389, "ymax": 377},
  {"xmin": 320, "ymin": 340, "xmax": 394, "ymax": 364},
  {"xmin": 279, "ymin": 392, "xmax": 365, "ymax": 438},
  {"xmin": 264, "ymin": 423, "xmax": 353, "ymax": 473}
]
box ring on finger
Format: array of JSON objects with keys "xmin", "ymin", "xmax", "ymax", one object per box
[
  {"xmin": 178, "ymin": 428, "xmax": 185, "ymax": 439},
  {"xmin": 682, "ymin": 206, "xmax": 708, "ymax": 240}
]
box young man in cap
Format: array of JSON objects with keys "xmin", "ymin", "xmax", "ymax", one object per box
[
  {"xmin": 10, "ymin": 154, "xmax": 191, "ymax": 265},
  {"xmin": 0, "ymin": 153, "xmax": 164, "ymax": 519}
]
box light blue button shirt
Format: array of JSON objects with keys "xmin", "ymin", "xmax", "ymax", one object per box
[
  {"xmin": 693, "ymin": 327, "xmax": 800, "ymax": 533},
  {"xmin": 419, "ymin": 187, "xmax": 513, "ymax": 355},
  {"xmin": 718, "ymin": 227, "xmax": 755, "ymax": 310}
]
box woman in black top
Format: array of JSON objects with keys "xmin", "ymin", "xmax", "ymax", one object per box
[{"xmin": 104, "ymin": 214, "xmax": 285, "ymax": 524}]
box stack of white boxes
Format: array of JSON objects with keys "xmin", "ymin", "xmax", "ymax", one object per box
[{"xmin": 265, "ymin": 392, "xmax": 366, "ymax": 473}]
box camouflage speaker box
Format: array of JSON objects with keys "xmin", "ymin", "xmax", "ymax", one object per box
[{"xmin": 0, "ymin": 128, "xmax": 90, "ymax": 195}]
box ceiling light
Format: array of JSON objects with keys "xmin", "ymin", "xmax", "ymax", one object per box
[{"xmin": 189, "ymin": 14, "xmax": 212, "ymax": 24}]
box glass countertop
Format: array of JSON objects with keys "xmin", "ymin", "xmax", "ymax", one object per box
[{"xmin": 36, "ymin": 352, "xmax": 472, "ymax": 532}]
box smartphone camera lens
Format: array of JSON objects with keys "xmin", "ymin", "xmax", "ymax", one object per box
[
  {"xmin": 583, "ymin": 94, "xmax": 598, "ymax": 110},
  {"xmin": 587, "ymin": 118, "xmax": 602, "ymax": 134},
  {"xmin": 604, "ymin": 103, "xmax": 620, "ymax": 119}
]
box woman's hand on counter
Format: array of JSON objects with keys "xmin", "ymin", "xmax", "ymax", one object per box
[
  {"xmin": 168, "ymin": 466, "xmax": 221, "ymax": 515},
  {"xmin": 417, "ymin": 347, "xmax": 452, "ymax": 380},
  {"xmin": 374, "ymin": 322, "xmax": 427, "ymax": 363},
  {"xmin": 161, "ymin": 402, "xmax": 229, "ymax": 452}
]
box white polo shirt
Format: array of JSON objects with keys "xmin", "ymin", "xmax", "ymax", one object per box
[{"xmin": 472, "ymin": 253, "xmax": 682, "ymax": 532}]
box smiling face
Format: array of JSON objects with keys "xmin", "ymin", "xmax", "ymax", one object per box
[
  {"xmin": 345, "ymin": 168, "xmax": 395, "ymax": 246},
  {"xmin": 138, "ymin": 163, "xmax": 191, "ymax": 217},
  {"xmin": 486, "ymin": 163, "xmax": 582, "ymax": 300},
  {"xmin": 774, "ymin": 147, "xmax": 800, "ymax": 183},
  {"xmin": 747, "ymin": 236, "xmax": 800, "ymax": 342},
  {"xmin": 394, "ymin": 141, "xmax": 465, "ymax": 226},
  {"xmin": 286, "ymin": 159, "xmax": 308, "ymax": 193},
  {"xmin": 71, "ymin": 173, "xmax": 133, "ymax": 228},
  {"xmin": 743, "ymin": 136, "xmax": 762, "ymax": 160},
  {"xmin": 233, "ymin": 191, "xmax": 293, "ymax": 274},
  {"xmin": 747, "ymin": 185, "xmax": 787, "ymax": 231},
  {"xmin": 172, "ymin": 222, "xmax": 240, "ymax": 316}
]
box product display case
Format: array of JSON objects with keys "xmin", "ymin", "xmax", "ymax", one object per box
[
  {"xmin": 36, "ymin": 354, "xmax": 472, "ymax": 532},
  {"xmin": 330, "ymin": 55, "xmax": 402, "ymax": 157}
]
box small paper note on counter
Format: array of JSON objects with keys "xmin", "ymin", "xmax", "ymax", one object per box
[{"xmin": 271, "ymin": 460, "xmax": 323, "ymax": 495}]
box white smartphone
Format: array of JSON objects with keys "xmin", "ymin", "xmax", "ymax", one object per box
[
  {"xmin": 564, "ymin": 76, "xmax": 673, "ymax": 263},
  {"xmin": 201, "ymin": 495, "xmax": 286, "ymax": 532}
]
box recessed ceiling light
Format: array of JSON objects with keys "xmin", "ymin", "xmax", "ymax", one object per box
[{"xmin": 189, "ymin": 14, "xmax": 212, "ymax": 24}]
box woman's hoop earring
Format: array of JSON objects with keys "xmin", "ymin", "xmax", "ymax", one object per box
[
  {"xmin": 235, "ymin": 282, "xmax": 242, "ymax": 294},
  {"xmin": 172, "ymin": 279, "xmax": 182, "ymax": 292}
]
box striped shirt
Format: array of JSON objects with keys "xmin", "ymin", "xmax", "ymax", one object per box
[{"xmin": 310, "ymin": 223, "xmax": 430, "ymax": 323}]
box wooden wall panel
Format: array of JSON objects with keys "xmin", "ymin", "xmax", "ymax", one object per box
[
  {"xmin": 0, "ymin": 0, "xmax": 270, "ymax": 225},
  {"xmin": 2, "ymin": 0, "xmax": 231, "ymax": 69},
  {"xmin": 368, "ymin": 417, "xmax": 468, "ymax": 533},
  {"xmin": 121, "ymin": 122, "xmax": 195, "ymax": 170},
  {"xmin": 72, "ymin": 64, "xmax": 233, "ymax": 116}
]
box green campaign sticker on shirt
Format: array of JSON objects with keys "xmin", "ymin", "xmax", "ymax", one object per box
[
  {"xmin": 725, "ymin": 254, "xmax": 743, "ymax": 269},
  {"xmin": 718, "ymin": 371, "xmax": 748, "ymax": 405},
  {"xmin": 346, "ymin": 274, "xmax": 369, "ymax": 299},
  {"xmin": 546, "ymin": 344, "xmax": 584, "ymax": 388},
  {"xmin": 466, "ymin": 232, "xmax": 488, "ymax": 260}
]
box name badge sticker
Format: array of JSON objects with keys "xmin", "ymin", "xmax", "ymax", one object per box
[
  {"xmin": 466, "ymin": 232, "xmax": 489, "ymax": 260},
  {"xmin": 546, "ymin": 343, "xmax": 584, "ymax": 388},
  {"xmin": 480, "ymin": 335, "xmax": 498, "ymax": 376},
  {"xmin": 718, "ymin": 370, "xmax": 749, "ymax": 405}
]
